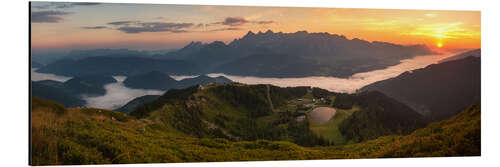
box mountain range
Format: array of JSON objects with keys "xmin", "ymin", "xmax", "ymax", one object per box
[
  {"xmin": 37, "ymin": 30, "xmax": 433, "ymax": 78},
  {"xmin": 36, "ymin": 56, "xmax": 200, "ymax": 77}
]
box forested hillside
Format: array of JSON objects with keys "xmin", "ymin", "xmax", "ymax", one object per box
[
  {"xmin": 360, "ymin": 56, "xmax": 480, "ymax": 121},
  {"xmin": 30, "ymin": 95, "xmax": 481, "ymax": 165}
]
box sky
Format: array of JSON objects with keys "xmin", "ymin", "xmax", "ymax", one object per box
[{"xmin": 30, "ymin": 2, "xmax": 481, "ymax": 52}]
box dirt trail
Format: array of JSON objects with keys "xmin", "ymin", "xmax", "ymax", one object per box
[
  {"xmin": 201, "ymin": 119, "xmax": 240, "ymax": 141},
  {"xmin": 266, "ymin": 84, "xmax": 275, "ymax": 112}
]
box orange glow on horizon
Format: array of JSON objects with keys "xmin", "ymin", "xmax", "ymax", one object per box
[{"xmin": 30, "ymin": 3, "xmax": 481, "ymax": 51}]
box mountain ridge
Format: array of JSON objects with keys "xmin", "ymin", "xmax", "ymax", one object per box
[
  {"xmin": 359, "ymin": 55, "xmax": 480, "ymax": 121},
  {"xmin": 39, "ymin": 30, "xmax": 434, "ymax": 78}
]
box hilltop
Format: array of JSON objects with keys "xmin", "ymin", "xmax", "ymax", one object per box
[{"xmin": 30, "ymin": 90, "xmax": 480, "ymax": 165}]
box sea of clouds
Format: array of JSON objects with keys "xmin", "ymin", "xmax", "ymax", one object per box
[
  {"xmin": 31, "ymin": 52, "xmax": 453, "ymax": 110},
  {"xmin": 82, "ymin": 76, "xmax": 165, "ymax": 109},
  {"xmin": 208, "ymin": 53, "xmax": 454, "ymax": 93}
]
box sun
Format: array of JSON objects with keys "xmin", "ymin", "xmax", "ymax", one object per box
[{"xmin": 437, "ymin": 42, "xmax": 443, "ymax": 48}]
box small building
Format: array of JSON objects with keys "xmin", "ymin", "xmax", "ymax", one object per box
[{"xmin": 296, "ymin": 115, "xmax": 306, "ymax": 122}]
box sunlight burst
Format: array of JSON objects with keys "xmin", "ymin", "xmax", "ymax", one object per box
[{"xmin": 437, "ymin": 42, "xmax": 443, "ymax": 48}]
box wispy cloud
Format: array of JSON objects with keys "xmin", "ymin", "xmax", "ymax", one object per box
[
  {"xmin": 211, "ymin": 17, "xmax": 275, "ymax": 27},
  {"xmin": 402, "ymin": 22, "xmax": 480, "ymax": 39},
  {"xmin": 108, "ymin": 21, "xmax": 194, "ymax": 34},
  {"xmin": 32, "ymin": 2, "xmax": 101, "ymax": 9},
  {"xmin": 256, "ymin": 20, "xmax": 275, "ymax": 24},
  {"xmin": 81, "ymin": 26, "xmax": 108, "ymax": 30},
  {"xmin": 107, "ymin": 21, "xmax": 138, "ymax": 26},
  {"xmin": 207, "ymin": 27, "xmax": 243, "ymax": 32},
  {"xmin": 425, "ymin": 13, "xmax": 437, "ymax": 17},
  {"xmin": 72, "ymin": 2, "xmax": 101, "ymax": 6},
  {"xmin": 216, "ymin": 17, "xmax": 249, "ymax": 26},
  {"xmin": 31, "ymin": 11, "xmax": 72, "ymax": 23},
  {"xmin": 98, "ymin": 16, "xmax": 274, "ymax": 33}
]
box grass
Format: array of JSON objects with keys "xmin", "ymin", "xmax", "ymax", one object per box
[
  {"xmin": 31, "ymin": 99, "xmax": 480, "ymax": 165},
  {"xmin": 30, "ymin": 89, "xmax": 481, "ymax": 165},
  {"xmin": 308, "ymin": 106, "xmax": 360, "ymax": 145},
  {"xmin": 319, "ymin": 103, "xmax": 481, "ymax": 158},
  {"xmin": 31, "ymin": 98, "xmax": 328, "ymax": 165}
]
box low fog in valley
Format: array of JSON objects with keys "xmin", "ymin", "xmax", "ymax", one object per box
[{"xmin": 31, "ymin": 52, "xmax": 454, "ymax": 110}]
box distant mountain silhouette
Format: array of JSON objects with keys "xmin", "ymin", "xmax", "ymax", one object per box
[
  {"xmin": 213, "ymin": 53, "xmax": 322, "ymax": 77},
  {"xmin": 156, "ymin": 41, "xmax": 204, "ymax": 59},
  {"xmin": 158, "ymin": 30, "xmax": 433, "ymax": 77},
  {"xmin": 37, "ymin": 30, "xmax": 432, "ymax": 78},
  {"xmin": 359, "ymin": 56, "xmax": 480, "ymax": 121},
  {"xmin": 65, "ymin": 48, "xmax": 153, "ymax": 60},
  {"xmin": 123, "ymin": 71, "xmax": 179, "ymax": 90},
  {"xmin": 32, "ymin": 80, "xmax": 86, "ymax": 107},
  {"xmin": 31, "ymin": 50, "xmax": 68, "ymax": 65},
  {"xmin": 123, "ymin": 71, "xmax": 233, "ymax": 90},
  {"xmin": 31, "ymin": 61, "xmax": 44, "ymax": 68},
  {"xmin": 31, "ymin": 75, "xmax": 117, "ymax": 106},
  {"xmin": 64, "ymin": 75, "xmax": 117, "ymax": 96},
  {"xmin": 438, "ymin": 49, "xmax": 480, "ymax": 63},
  {"xmin": 37, "ymin": 56, "xmax": 200, "ymax": 77}
]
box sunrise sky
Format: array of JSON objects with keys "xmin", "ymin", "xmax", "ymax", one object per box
[{"xmin": 30, "ymin": 2, "xmax": 481, "ymax": 52}]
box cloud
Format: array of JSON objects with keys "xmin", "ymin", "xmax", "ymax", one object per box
[
  {"xmin": 54, "ymin": 2, "xmax": 101, "ymax": 9},
  {"xmin": 112, "ymin": 21, "xmax": 194, "ymax": 34},
  {"xmin": 31, "ymin": 4, "xmax": 51, "ymax": 9},
  {"xmin": 140, "ymin": 22, "xmax": 194, "ymax": 29},
  {"xmin": 425, "ymin": 13, "xmax": 437, "ymax": 17},
  {"xmin": 107, "ymin": 21, "xmax": 137, "ymax": 26},
  {"xmin": 211, "ymin": 17, "xmax": 275, "ymax": 27},
  {"xmin": 217, "ymin": 17, "xmax": 249, "ymax": 26},
  {"xmin": 256, "ymin": 20, "xmax": 275, "ymax": 24},
  {"xmin": 402, "ymin": 22, "xmax": 480, "ymax": 39},
  {"xmin": 207, "ymin": 27, "xmax": 243, "ymax": 32},
  {"xmin": 31, "ymin": 11, "xmax": 72, "ymax": 23},
  {"xmin": 102, "ymin": 16, "xmax": 274, "ymax": 34},
  {"xmin": 83, "ymin": 77, "xmax": 165, "ymax": 110},
  {"xmin": 195, "ymin": 23, "xmax": 206, "ymax": 28},
  {"xmin": 72, "ymin": 2, "xmax": 101, "ymax": 6},
  {"xmin": 81, "ymin": 26, "xmax": 108, "ymax": 30}
]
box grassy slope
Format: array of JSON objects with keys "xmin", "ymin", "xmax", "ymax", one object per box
[
  {"xmin": 31, "ymin": 95, "xmax": 480, "ymax": 165},
  {"xmin": 322, "ymin": 102, "xmax": 480, "ymax": 158},
  {"xmin": 130, "ymin": 84, "xmax": 331, "ymax": 146},
  {"xmin": 308, "ymin": 106, "xmax": 360, "ymax": 145},
  {"xmin": 31, "ymin": 97, "xmax": 326, "ymax": 165}
]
